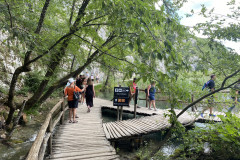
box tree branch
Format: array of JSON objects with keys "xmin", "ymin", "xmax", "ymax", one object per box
[
  {"xmin": 82, "ymin": 14, "xmax": 108, "ymax": 26},
  {"xmin": 35, "ymin": 0, "xmax": 51, "ymax": 34},
  {"xmin": 177, "ymin": 72, "xmax": 240, "ymax": 118},
  {"xmin": 83, "ymin": 23, "xmax": 111, "ymax": 27},
  {"xmin": 73, "ymin": 33, "xmax": 135, "ymax": 66},
  {"xmin": 69, "ymin": 0, "xmax": 76, "ymax": 26},
  {"xmin": 25, "ymin": 32, "xmax": 73, "ymax": 66},
  {"xmin": 71, "ymin": 0, "xmax": 91, "ymax": 30},
  {"xmin": 4, "ymin": 0, "xmax": 13, "ymax": 28}
]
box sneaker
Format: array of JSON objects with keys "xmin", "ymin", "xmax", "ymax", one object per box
[
  {"xmin": 75, "ymin": 115, "xmax": 79, "ymax": 118},
  {"xmin": 200, "ymin": 113, "xmax": 204, "ymax": 118},
  {"xmin": 137, "ymin": 106, "xmax": 141, "ymax": 108},
  {"xmin": 148, "ymin": 108, "xmax": 152, "ymax": 110},
  {"xmin": 209, "ymin": 114, "xmax": 216, "ymax": 117},
  {"xmin": 154, "ymin": 109, "xmax": 158, "ymax": 111}
]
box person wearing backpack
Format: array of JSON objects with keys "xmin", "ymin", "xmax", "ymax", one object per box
[
  {"xmin": 227, "ymin": 81, "xmax": 240, "ymax": 113},
  {"xmin": 64, "ymin": 78, "xmax": 86, "ymax": 123},
  {"xmin": 201, "ymin": 75, "xmax": 216, "ymax": 117}
]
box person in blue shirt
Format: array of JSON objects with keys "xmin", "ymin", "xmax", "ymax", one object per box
[{"xmin": 201, "ymin": 75, "xmax": 216, "ymax": 117}]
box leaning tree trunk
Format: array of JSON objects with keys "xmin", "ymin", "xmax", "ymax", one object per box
[
  {"xmin": 25, "ymin": 37, "xmax": 72, "ymax": 109},
  {"xmin": 6, "ymin": 0, "xmax": 51, "ymax": 125},
  {"xmin": 104, "ymin": 69, "xmax": 111, "ymax": 87},
  {"xmin": 30, "ymin": 34, "xmax": 116, "ymax": 107},
  {"xmin": 24, "ymin": 0, "xmax": 91, "ymax": 110}
]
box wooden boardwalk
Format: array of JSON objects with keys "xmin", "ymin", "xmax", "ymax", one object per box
[
  {"xmin": 101, "ymin": 99, "xmax": 233, "ymax": 140},
  {"xmin": 47, "ymin": 98, "xmax": 231, "ymax": 159},
  {"xmin": 102, "ymin": 109, "xmax": 196, "ymax": 140},
  {"xmin": 49, "ymin": 99, "xmax": 119, "ymax": 160},
  {"xmin": 102, "ymin": 103, "xmax": 227, "ymax": 122}
]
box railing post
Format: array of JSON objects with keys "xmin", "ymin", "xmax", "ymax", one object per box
[
  {"xmin": 47, "ymin": 117, "xmax": 53, "ymax": 156},
  {"xmin": 117, "ymin": 106, "xmax": 119, "ymax": 121},
  {"xmin": 60, "ymin": 98, "xmax": 65, "ymax": 125},
  {"xmin": 134, "ymin": 87, "xmax": 138, "ymax": 118},
  {"xmin": 120, "ymin": 106, "xmax": 123, "ymax": 121},
  {"xmin": 146, "ymin": 90, "xmax": 148, "ymax": 108}
]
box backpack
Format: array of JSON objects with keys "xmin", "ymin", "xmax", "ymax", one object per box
[
  {"xmin": 73, "ymin": 86, "xmax": 80, "ymax": 100},
  {"xmin": 145, "ymin": 88, "xmax": 148, "ymax": 93},
  {"xmin": 202, "ymin": 80, "xmax": 211, "ymax": 91}
]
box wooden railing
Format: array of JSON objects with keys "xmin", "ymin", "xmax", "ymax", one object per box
[
  {"xmin": 138, "ymin": 89, "xmax": 230, "ymax": 111},
  {"xmin": 26, "ymin": 97, "xmax": 68, "ymax": 160}
]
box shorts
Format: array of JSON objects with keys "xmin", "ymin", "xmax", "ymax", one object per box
[
  {"xmin": 96, "ymin": 78, "xmax": 99, "ymax": 81},
  {"xmin": 208, "ymin": 95, "xmax": 214, "ymax": 107},
  {"xmin": 149, "ymin": 95, "xmax": 155, "ymax": 101},
  {"xmin": 68, "ymin": 100, "xmax": 78, "ymax": 108},
  {"xmin": 91, "ymin": 79, "xmax": 94, "ymax": 81}
]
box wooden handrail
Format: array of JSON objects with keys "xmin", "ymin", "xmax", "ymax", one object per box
[
  {"xmin": 138, "ymin": 88, "xmax": 230, "ymax": 109},
  {"xmin": 26, "ymin": 97, "xmax": 67, "ymax": 160}
]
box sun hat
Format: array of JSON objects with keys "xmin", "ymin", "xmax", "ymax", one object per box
[
  {"xmin": 68, "ymin": 78, "xmax": 75, "ymax": 84},
  {"xmin": 66, "ymin": 82, "xmax": 71, "ymax": 87}
]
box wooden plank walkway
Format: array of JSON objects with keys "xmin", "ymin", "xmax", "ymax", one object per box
[
  {"xmin": 48, "ymin": 98, "xmax": 234, "ymax": 159},
  {"xmin": 49, "ymin": 99, "xmax": 119, "ymax": 160},
  {"xmin": 102, "ymin": 109, "xmax": 231, "ymax": 140},
  {"xmin": 102, "ymin": 110, "xmax": 196, "ymax": 140},
  {"xmin": 101, "ymin": 102, "xmax": 229, "ymax": 122}
]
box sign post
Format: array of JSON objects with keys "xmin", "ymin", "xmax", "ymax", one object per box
[
  {"xmin": 113, "ymin": 87, "xmax": 130, "ymax": 121},
  {"xmin": 134, "ymin": 87, "xmax": 138, "ymax": 118}
]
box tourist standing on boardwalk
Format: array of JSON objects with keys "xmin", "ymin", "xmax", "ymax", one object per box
[
  {"xmin": 76, "ymin": 75, "xmax": 82, "ymax": 90},
  {"xmin": 96, "ymin": 74, "xmax": 99, "ymax": 83},
  {"xmin": 201, "ymin": 75, "xmax": 217, "ymax": 117},
  {"xmin": 86, "ymin": 72, "xmax": 90, "ymax": 78},
  {"xmin": 91, "ymin": 74, "xmax": 94, "ymax": 82},
  {"xmin": 81, "ymin": 76, "xmax": 86, "ymax": 104},
  {"xmin": 64, "ymin": 78, "xmax": 85, "ymax": 123},
  {"xmin": 147, "ymin": 81, "xmax": 157, "ymax": 111},
  {"xmin": 85, "ymin": 78, "xmax": 95, "ymax": 112},
  {"xmin": 128, "ymin": 78, "xmax": 138, "ymax": 107},
  {"xmin": 228, "ymin": 81, "xmax": 240, "ymax": 113}
]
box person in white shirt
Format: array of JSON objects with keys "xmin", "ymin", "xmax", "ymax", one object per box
[
  {"xmin": 86, "ymin": 72, "xmax": 89, "ymax": 78},
  {"xmin": 96, "ymin": 74, "xmax": 99, "ymax": 83},
  {"xmin": 91, "ymin": 74, "xmax": 94, "ymax": 82}
]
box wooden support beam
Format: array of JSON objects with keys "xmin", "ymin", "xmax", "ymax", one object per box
[
  {"xmin": 120, "ymin": 106, "xmax": 123, "ymax": 121},
  {"xmin": 60, "ymin": 98, "xmax": 65, "ymax": 125},
  {"xmin": 117, "ymin": 106, "xmax": 119, "ymax": 121},
  {"xmin": 47, "ymin": 117, "xmax": 53, "ymax": 156}
]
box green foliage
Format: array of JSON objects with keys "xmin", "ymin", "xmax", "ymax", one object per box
[
  {"xmin": 136, "ymin": 141, "xmax": 167, "ymax": 160},
  {"xmin": 174, "ymin": 114, "xmax": 240, "ymax": 160},
  {"xmin": 17, "ymin": 72, "xmax": 43, "ymax": 95},
  {"xmin": 0, "ymin": 86, "xmax": 7, "ymax": 95}
]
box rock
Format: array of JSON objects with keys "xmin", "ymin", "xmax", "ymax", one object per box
[
  {"xmin": 0, "ymin": 133, "xmax": 6, "ymax": 139},
  {"xmin": 0, "ymin": 120, "xmax": 2, "ymax": 129},
  {"xmin": 19, "ymin": 113, "xmax": 27, "ymax": 125}
]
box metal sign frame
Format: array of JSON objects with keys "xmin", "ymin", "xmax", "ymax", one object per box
[{"xmin": 113, "ymin": 87, "xmax": 130, "ymax": 106}]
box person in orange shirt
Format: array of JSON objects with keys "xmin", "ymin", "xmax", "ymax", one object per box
[
  {"xmin": 64, "ymin": 78, "xmax": 86, "ymax": 123},
  {"xmin": 128, "ymin": 78, "xmax": 138, "ymax": 107}
]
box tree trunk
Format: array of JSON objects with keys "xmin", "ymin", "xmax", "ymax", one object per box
[
  {"xmin": 30, "ymin": 34, "xmax": 116, "ymax": 107},
  {"xmin": 5, "ymin": 106, "xmax": 15, "ymax": 126},
  {"xmin": 70, "ymin": 55, "xmax": 76, "ymax": 72},
  {"xmin": 25, "ymin": 37, "xmax": 72, "ymax": 109},
  {"xmin": 6, "ymin": 66, "xmax": 28, "ymax": 125},
  {"xmin": 6, "ymin": 0, "xmax": 51, "ymax": 125},
  {"xmin": 104, "ymin": 69, "xmax": 111, "ymax": 87},
  {"xmin": 25, "ymin": 0, "xmax": 91, "ymax": 109}
]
